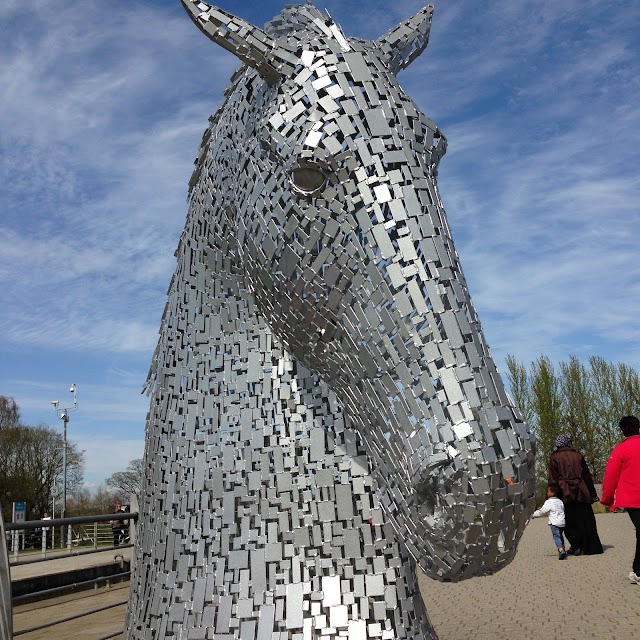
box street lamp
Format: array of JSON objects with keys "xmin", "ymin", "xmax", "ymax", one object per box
[{"xmin": 50, "ymin": 384, "xmax": 78, "ymax": 521}]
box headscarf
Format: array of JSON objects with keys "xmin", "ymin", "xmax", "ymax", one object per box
[{"xmin": 554, "ymin": 434, "xmax": 573, "ymax": 451}]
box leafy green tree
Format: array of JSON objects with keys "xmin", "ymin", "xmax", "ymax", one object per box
[
  {"xmin": 589, "ymin": 357, "xmax": 640, "ymax": 468},
  {"xmin": 505, "ymin": 355, "xmax": 640, "ymax": 490},
  {"xmin": 530, "ymin": 356, "xmax": 563, "ymax": 470},
  {"xmin": 560, "ymin": 356, "xmax": 601, "ymax": 477},
  {"xmin": 505, "ymin": 355, "xmax": 533, "ymax": 426}
]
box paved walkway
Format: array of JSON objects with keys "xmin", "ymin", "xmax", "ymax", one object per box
[
  {"xmin": 13, "ymin": 584, "xmax": 127, "ymax": 640},
  {"xmin": 420, "ymin": 513, "xmax": 639, "ymax": 640},
  {"xmin": 11, "ymin": 548, "xmax": 131, "ymax": 582},
  {"xmin": 10, "ymin": 548, "xmax": 131, "ymax": 639},
  {"xmin": 10, "ymin": 514, "xmax": 639, "ymax": 639}
]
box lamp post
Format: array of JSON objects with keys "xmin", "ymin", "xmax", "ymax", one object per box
[{"xmin": 50, "ymin": 384, "xmax": 78, "ymax": 521}]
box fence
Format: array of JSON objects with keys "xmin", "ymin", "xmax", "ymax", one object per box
[
  {"xmin": 8, "ymin": 516, "xmax": 128, "ymax": 561},
  {"xmin": 1, "ymin": 510, "xmax": 137, "ymax": 640}
]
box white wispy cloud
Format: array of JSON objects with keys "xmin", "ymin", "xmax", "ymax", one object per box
[
  {"xmin": 0, "ymin": 1, "xmax": 237, "ymax": 357},
  {"xmin": 401, "ymin": 0, "xmax": 640, "ymax": 373}
]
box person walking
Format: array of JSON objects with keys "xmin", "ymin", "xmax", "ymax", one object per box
[
  {"xmin": 548, "ymin": 434, "xmax": 603, "ymax": 555},
  {"xmin": 532, "ymin": 485, "xmax": 567, "ymax": 559},
  {"xmin": 40, "ymin": 512, "xmax": 51, "ymax": 549},
  {"xmin": 111, "ymin": 503, "xmax": 125, "ymax": 547},
  {"xmin": 600, "ymin": 415, "xmax": 640, "ymax": 584}
]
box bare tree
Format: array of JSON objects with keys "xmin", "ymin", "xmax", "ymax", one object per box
[
  {"xmin": 0, "ymin": 423, "xmax": 84, "ymax": 521},
  {"xmin": 0, "ymin": 395, "xmax": 20, "ymax": 431},
  {"xmin": 67, "ymin": 484, "xmax": 120, "ymax": 516},
  {"xmin": 105, "ymin": 458, "xmax": 143, "ymax": 500}
]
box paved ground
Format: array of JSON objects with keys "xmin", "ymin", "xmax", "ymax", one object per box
[
  {"xmin": 9, "ymin": 513, "xmax": 639, "ymax": 639},
  {"xmin": 13, "ymin": 584, "xmax": 127, "ymax": 640},
  {"xmin": 10, "ymin": 548, "xmax": 131, "ymax": 582},
  {"xmin": 420, "ymin": 513, "xmax": 639, "ymax": 640}
]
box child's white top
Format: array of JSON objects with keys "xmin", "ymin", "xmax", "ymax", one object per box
[{"xmin": 532, "ymin": 497, "xmax": 565, "ymax": 527}]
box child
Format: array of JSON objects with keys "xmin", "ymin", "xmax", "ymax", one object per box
[{"xmin": 532, "ymin": 485, "xmax": 567, "ymax": 560}]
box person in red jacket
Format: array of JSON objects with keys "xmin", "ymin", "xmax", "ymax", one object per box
[{"xmin": 601, "ymin": 415, "xmax": 640, "ymax": 584}]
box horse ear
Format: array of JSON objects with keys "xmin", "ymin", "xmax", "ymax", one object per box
[
  {"xmin": 377, "ymin": 5, "xmax": 435, "ymax": 73},
  {"xmin": 181, "ymin": 0, "xmax": 298, "ymax": 85}
]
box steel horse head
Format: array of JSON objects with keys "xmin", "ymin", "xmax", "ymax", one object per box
[{"xmin": 127, "ymin": 3, "xmax": 535, "ymax": 638}]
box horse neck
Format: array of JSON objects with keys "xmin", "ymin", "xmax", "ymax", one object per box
[{"xmin": 136, "ymin": 198, "xmax": 432, "ymax": 635}]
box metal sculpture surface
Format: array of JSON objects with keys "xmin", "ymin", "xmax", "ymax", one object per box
[
  {"xmin": 128, "ymin": 3, "xmax": 535, "ymax": 638},
  {"xmin": 0, "ymin": 510, "xmax": 11, "ymax": 640}
]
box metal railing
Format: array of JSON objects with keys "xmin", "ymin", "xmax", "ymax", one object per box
[
  {"xmin": 2, "ymin": 511, "xmax": 137, "ymax": 640},
  {"xmin": 6, "ymin": 513, "xmax": 135, "ymax": 563}
]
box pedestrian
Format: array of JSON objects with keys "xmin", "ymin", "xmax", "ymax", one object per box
[
  {"xmin": 548, "ymin": 434, "xmax": 603, "ymax": 555},
  {"xmin": 40, "ymin": 512, "xmax": 51, "ymax": 549},
  {"xmin": 111, "ymin": 503, "xmax": 124, "ymax": 547},
  {"xmin": 600, "ymin": 415, "xmax": 640, "ymax": 584},
  {"xmin": 121, "ymin": 504, "xmax": 130, "ymax": 543},
  {"xmin": 532, "ymin": 484, "xmax": 567, "ymax": 559}
]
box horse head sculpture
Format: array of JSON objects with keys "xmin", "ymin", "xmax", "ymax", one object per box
[{"xmin": 127, "ymin": 3, "xmax": 535, "ymax": 638}]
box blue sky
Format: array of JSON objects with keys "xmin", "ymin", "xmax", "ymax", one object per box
[{"xmin": 1, "ymin": 0, "xmax": 639, "ymax": 487}]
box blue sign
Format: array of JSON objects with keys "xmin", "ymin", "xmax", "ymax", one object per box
[{"xmin": 12, "ymin": 502, "xmax": 26, "ymax": 524}]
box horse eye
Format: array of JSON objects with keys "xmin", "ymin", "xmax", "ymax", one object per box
[{"xmin": 290, "ymin": 165, "xmax": 327, "ymax": 194}]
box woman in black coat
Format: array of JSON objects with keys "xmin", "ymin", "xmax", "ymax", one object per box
[{"xmin": 548, "ymin": 434, "xmax": 603, "ymax": 555}]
